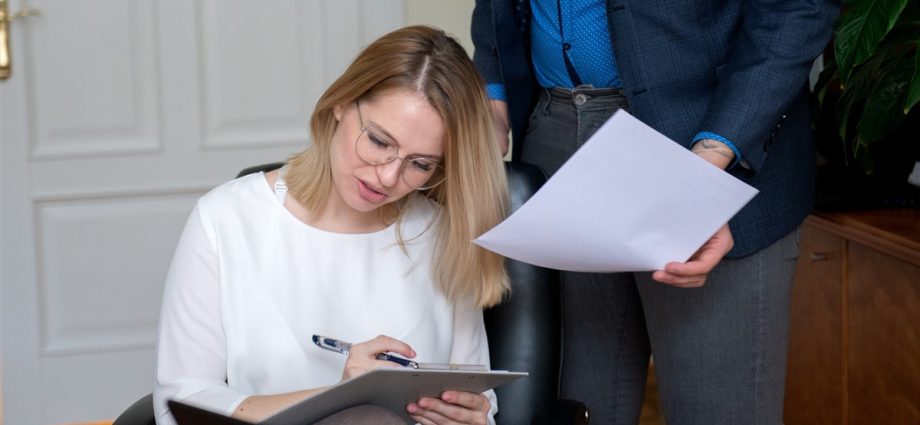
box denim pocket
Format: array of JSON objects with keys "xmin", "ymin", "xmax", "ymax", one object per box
[{"xmin": 525, "ymin": 98, "xmax": 548, "ymax": 136}]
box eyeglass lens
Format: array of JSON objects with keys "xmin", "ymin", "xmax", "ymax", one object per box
[
  {"xmin": 355, "ymin": 130, "xmax": 444, "ymax": 189},
  {"xmin": 353, "ymin": 102, "xmax": 445, "ymax": 190}
]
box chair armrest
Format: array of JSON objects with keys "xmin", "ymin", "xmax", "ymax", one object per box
[
  {"xmin": 113, "ymin": 393, "xmax": 155, "ymax": 425},
  {"xmin": 531, "ymin": 399, "xmax": 590, "ymax": 425}
]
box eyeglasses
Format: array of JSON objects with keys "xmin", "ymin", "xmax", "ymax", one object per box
[{"xmin": 353, "ymin": 101, "xmax": 446, "ymax": 190}]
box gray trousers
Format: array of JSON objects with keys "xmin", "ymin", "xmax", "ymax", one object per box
[
  {"xmin": 313, "ymin": 404, "xmax": 405, "ymax": 425},
  {"xmin": 521, "ymin": 87, "xmax": 800, "ymax": 425}
]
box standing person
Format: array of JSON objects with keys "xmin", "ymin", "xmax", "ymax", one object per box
[
  {"xmin": 154, "ymin": 25, "xmax": 508, "ymax": 425},
  {"xmin": 472, "ymin": 1, "xmax": 839, "ymax": 424}
]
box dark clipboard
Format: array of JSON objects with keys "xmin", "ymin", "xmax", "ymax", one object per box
[{"xmin": 167, "ymin": 368, "xmax": 526, "ymax": 425}]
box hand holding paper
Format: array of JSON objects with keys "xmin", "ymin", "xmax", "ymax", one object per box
[
  {"xmin": 654, "ymin": 223, "xmax": 734, "ymax": 287},
  {"xmin": 474, "ymin": 111, "xmax": 758, "ymax": 273}
]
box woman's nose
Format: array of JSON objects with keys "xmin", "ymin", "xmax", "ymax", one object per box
[{"xmin": 376, "ymin": 159, "xmax": 403, "ymax": 187}]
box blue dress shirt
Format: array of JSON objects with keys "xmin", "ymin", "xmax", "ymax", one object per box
[{"xmin": 484, "ymin": 0, "xmax": 743, "ymax": 167}]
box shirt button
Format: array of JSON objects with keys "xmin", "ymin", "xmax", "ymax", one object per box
[
  {"xmin": 574, "ymin": 94, "xmax": 588, "ymax": 105},
  {"xmin": 563, "ymin": 42, "xmax": 572, "ymax": 51}
]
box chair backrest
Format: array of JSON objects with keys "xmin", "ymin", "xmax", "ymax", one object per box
[
  {"xmin": 236, "ymin": 162, "xmax": 285, "ymax": 178},
  {"xmin": 484, "ymin": 161, "xmax": 562, "ymax": 425}
]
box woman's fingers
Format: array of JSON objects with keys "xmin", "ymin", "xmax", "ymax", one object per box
[
  {"xmin": 409, "ymin": 400, "xmax": 457, "ymax": 425},
  {"xmin": 441, "ymin": 391, "xmax": 490, "ymax": 412},
  {"xmin": 342, "ymin": 335, "xmax": 415, "ymax": 381},
  {"xmin": 351, "ymin": 335, "xmax": 416, "ymax": 359},
  {"xmin": 407, "ymin": 392, "xmax": 490, "ymax": 425}
]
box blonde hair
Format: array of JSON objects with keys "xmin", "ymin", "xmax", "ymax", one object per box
[{"xmin": 285, "ymin": 26, "xmax": 509, "ymax": 308}]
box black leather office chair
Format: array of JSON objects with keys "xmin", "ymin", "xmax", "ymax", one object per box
[
  {"xmin": 485, "ymin": 162, "xmax": 587, "ymax": 425},
  {"xmin": 113, "ymin": 161, "xmax": 587, "ymax": 425}
]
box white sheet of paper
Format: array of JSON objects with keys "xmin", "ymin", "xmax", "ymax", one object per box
[{"xmin": 474, "ymin": 110, "xmax": 759, "ymax": 272}]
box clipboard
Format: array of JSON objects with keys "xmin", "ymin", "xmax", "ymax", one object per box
[{"xmin": 168, "ymin": 368, "xmax": 527, "ymax": 425}]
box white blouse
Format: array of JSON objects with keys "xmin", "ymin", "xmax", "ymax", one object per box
[{"xmin": 153, "ymin": 171, "xmax": 497, "ymax": 424}]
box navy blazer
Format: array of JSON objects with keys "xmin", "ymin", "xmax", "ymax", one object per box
[{"xmin": 472, "ymin": 0, "xmax": 840, "ymax": 257}]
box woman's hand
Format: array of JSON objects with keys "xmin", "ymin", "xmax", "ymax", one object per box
[
  {"xmin": 652, "ymin": 223, "xmax": 734, "ymax": 288},
  {"xmin": 341, "ymin": 335, "xmax": 416, "ymax": 382},
  {"xmin": 407, "ymin": 391, "xmax": 491, "ymax": 425}
]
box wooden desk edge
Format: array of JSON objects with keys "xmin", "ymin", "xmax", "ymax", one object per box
[{"xmin": 807, "ymin": 209, "xmax": 920, "ymax": 267}]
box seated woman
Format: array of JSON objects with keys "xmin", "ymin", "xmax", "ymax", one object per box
[{"xmin": 153, "ymin": 25, "xmax": 509, "ymax": 425}]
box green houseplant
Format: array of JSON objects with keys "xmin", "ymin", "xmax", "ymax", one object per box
[{"xmin": 814, "ymin": 0, "xmax": 920, "ymax": 178}]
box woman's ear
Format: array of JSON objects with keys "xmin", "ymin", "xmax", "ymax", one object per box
[{"xmin": 333, "ymin": 104, "xmax": 344, "ymax": 122}]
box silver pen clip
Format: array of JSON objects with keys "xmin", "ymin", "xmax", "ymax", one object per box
[{"xmin": 312, "ymin": 335, "xmax": 352, "ymax": 355}]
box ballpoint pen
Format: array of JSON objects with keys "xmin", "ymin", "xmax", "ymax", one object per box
[{"xmin": 312, "ymin": 335, "xmax": 420, "ymax": 369}]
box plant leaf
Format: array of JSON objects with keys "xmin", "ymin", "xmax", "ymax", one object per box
[
  {"xmin": 876, "ymin": 19, "xmax": 920, "ymax": 50},
  {"xmin": 906, "ymin": 47, "xmax": 920, "ymax": 113},
  {"xmin": 857, "ymin": 52, "xmax": 914, "ymax": 144},
  {"xmin": 899, "ymin": 0, "xmax": 920, "ymax": 22},
  {"xmin": 835, "ymin": 0, "xmax": 909, "ymax": 82},
  {"xmin": 835, "ymin": 51, "xmax": 886, "ymax": 141},
  {"xmin": 853, "ymin": 134, "xmax": 875, "ymax": 174},
  {"xmin": 814, "ymin": 59, "xmax": 838, "ymax": 106}
]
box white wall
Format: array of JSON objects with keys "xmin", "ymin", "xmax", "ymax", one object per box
[
  {"xmin": 406, "ymin": 0, "xmax": 475, "ymax": 55},
  {"xmin": 0, "ymin": 0, "xmax": 482, "ymax": 425}
]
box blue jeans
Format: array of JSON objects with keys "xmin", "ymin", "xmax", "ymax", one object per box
[{"xmin": 521, "ymin": 87, "xmax": 800, "ymax": 425}]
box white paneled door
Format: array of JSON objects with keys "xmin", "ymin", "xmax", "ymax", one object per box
[{"xmin": 1, "ymin": 1, "xmax": 404, "ymax": 423}]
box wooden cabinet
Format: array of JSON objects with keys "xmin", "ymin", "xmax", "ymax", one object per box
[{"xmin": 785, "ymin": 209, "xmax": 920, "ymax": 425}]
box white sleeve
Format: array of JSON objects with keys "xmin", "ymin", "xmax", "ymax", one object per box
[
  {"xmin": 153, "ymin": 204, "xmax": 247, "ymax": 425},
  {"xmin": 450, "ymin": 298, "xmax": 499, "ymax": 425}
]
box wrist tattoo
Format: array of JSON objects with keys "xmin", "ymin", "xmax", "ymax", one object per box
[{"xmin": 695, "ymin": 139, "xmax": 734, "ymax": 160}]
